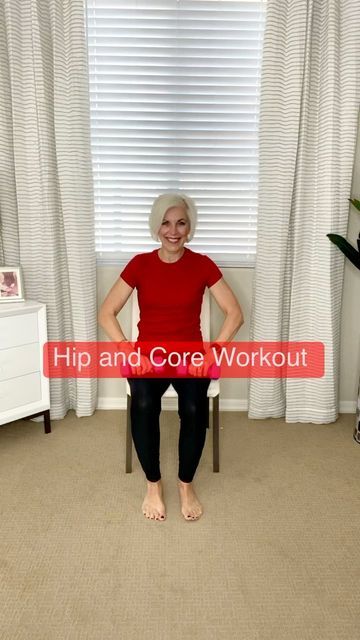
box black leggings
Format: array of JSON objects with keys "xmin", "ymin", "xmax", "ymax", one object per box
[{"xmin": 127, "ymin": 377, "xmax": 211, "ymax": 483}]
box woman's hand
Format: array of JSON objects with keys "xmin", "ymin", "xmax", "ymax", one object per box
[
  {"xmin": 117, "ymin": 342, "xmax": 153, "ymax": 376},
  {"xmin": 188, "ymin": 350, "xmax": 217, "ymax": 378},
  {"xmin": 129, "ymin": 354, "xmax": 153, "ymax": 376}
]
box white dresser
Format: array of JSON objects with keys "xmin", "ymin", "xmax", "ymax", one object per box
[{"xmin": 0, "ymin": 300, "xmax": 51, "ymax": 433}]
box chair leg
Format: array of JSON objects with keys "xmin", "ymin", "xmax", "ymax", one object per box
[
  {"xmin": 212, "ymin": 395, "xmax": 220, "ymax": 472},
  {"xmin": 206, "ymin": 396, "xmax": 210, "ymax": 429},
  {"xmin": 43, "ymin": 410, "xmax": 51, "ymax": 434},
  {"xmin": 126, "ymin": 394, "xmax": 132, "ymax": 473}
]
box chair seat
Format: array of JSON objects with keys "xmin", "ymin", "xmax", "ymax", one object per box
[{"xmin": 126, "ymin": 378, "xmax": 219, "ymax": 398}]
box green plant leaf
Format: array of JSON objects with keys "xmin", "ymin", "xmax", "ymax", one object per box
[
  {"xmin": 349, "ymin": 198, "xmax": 360, "ymax": 212},
  {"xmin": 327, "ymin": 233, "xmax": 360, "ymax": 270}
]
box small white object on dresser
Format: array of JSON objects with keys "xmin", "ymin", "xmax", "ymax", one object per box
[{"xmin": 0, "ymin": 300, "xmax": 51, "ymax": 433}]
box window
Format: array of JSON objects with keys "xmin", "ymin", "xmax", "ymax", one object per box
[{"xmin": 86, "ymin": 0, "xmax": 266, "ymax": 266}]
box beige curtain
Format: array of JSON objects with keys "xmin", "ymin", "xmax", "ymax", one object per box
[
  {"xmin": 0, "ymin": 0, "xmax": 97, "ymax": 419},
  {"xmin": 249, "ymin": 0, "xmax": 360, "ymax": 423}
]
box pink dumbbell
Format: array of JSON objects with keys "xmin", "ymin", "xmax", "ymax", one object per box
[
  {"xmin": 120, "ymin": 363, "xmax": 131, "ymax": 377},
  {"xmin": 208, "ymin": 363, "xmax": 221, "ymax": 379},
  {"xmin": 153, "ymin": 356, "xmax": 166, "ymax": 374},
  {"xmin": 175, "ymin": 363, "xmax": 220, "ymax": 378},
  {"xmin": 176, "ymin": 363, "xmax": 188, "ymax": 377}
]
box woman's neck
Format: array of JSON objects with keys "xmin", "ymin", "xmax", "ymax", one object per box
[{"xmin": 158, "ymin": 247, "xmax": 185, "ymax": 263}]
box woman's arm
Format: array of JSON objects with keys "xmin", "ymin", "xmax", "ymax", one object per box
[
  {"xmin": 209, "ymin": 277, "xmax": 244, "ymax": 342},
  {"xmin": 189, "ymin": 277, "xmax": 243, "ymax": 377},
  {"xmin": 98, "ymin": 277, "xmax": 134, "ymax": 343}
]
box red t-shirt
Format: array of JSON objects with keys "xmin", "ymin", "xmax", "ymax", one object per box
[{"xmin": 120, "ymin": 248, "xmax": 222, "ymax": 342}]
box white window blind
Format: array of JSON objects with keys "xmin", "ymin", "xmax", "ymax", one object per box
[{"xmin": 86, "ymin": 0, "xmax": 266, "ymax": 267}]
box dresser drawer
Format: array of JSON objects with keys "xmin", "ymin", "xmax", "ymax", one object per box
[
  {"xmin": 0, "ymin": 343, "xmax": 40, "ymax": 382},
  {"xmin": 0, "ymin": 372, "xmax": 41, "ymax": 412},
  {"xmin": 0, "ymin": 313, "xmax": 38, "ymax": 349}
]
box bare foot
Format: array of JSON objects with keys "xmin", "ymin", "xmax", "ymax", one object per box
[
  {"xmin": 177, "ymin": 479, "xmax": 203, "ymax": 521},
  {"xmin": 142, "ymin": 480, "xmax": 166, "ymax": 521}
]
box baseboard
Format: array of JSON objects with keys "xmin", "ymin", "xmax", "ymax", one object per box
[
  {"xmin": 96, "ymin": 396, "xmax": 357, "ymax": 414},
  {"xmin": 96, "ymin": 396, "xmax": 248, "ymax": 411},
  {"xmin": 339, "ymin": 401, "xmax": 357, "ymax": 414}
]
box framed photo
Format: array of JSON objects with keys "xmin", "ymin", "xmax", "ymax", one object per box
[{"xmin": 0, "ymin": 267, "xmax": 25, "ymax": 303}]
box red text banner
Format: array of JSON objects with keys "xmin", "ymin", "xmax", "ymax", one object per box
[{"xmin": 43, "ymin": 341, "xmax": 325, "ymax": 378}]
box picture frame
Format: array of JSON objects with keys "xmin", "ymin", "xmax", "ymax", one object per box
[{"xmin": 0, "ymin": 267, "xmax": 25, "ymax": 303}]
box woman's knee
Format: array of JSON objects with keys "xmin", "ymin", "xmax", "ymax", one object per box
[
  {"xmin": 131, "ymin": 391, "xmax": 158, "ymax": 413},
  {"xmin": 179, "ymin": 399, "xmax": 199, "ymax": 423},
  {"xmin": 130, "ymin": 380, "xmax": 164, "ymax": 415}
]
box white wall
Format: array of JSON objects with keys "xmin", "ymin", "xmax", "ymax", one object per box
[{"xmin": 96, "ymin": 137, "xmax": 360, "ymax": 413}]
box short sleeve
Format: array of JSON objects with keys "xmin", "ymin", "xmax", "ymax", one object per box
[
  {"xmin": 202, "ymin": 254, "xmax": 223, "ymax": 288},
  {"xmin": 120, "ymin": 254, "xmax": 141, "ymax": 289}
]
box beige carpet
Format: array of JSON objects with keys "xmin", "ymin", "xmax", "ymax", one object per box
[{"xmin": 0, "ymin": 410, "xmax": 359, "ymax": 640}]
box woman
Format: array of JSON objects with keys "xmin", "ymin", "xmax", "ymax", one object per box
[{"xmin": 99, "ymin": 193, "xmax": 243, "ymax": 522}]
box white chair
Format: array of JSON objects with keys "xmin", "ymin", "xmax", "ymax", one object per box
[{"xmin": 125, "ymin": 288, "xmax": 220, "ymax": 473}]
